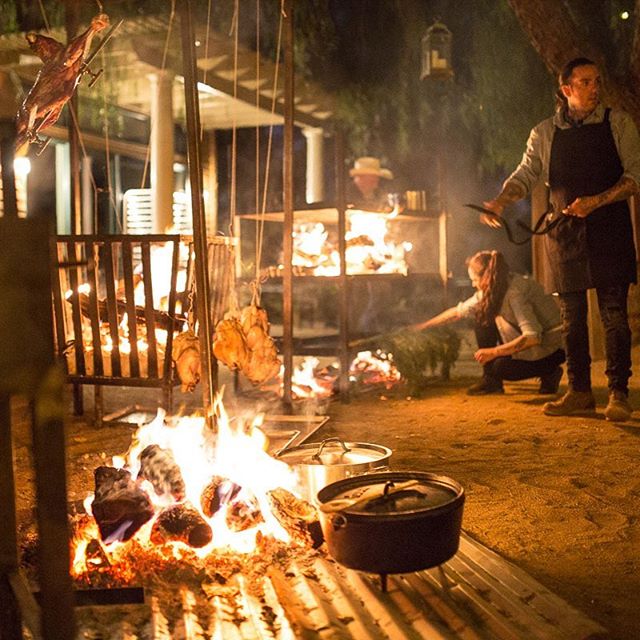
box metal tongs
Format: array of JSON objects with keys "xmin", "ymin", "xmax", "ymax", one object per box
[{"xmin": 464, "ymin": 203, "xmax": 564, "ymax": 245}]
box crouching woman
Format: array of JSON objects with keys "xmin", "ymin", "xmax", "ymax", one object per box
[{"xmin": 414, "ymin": 250, "xmax": 566, "ymax": 395}]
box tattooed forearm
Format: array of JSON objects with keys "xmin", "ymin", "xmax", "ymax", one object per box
[
  {"xmin": 497, "ymin": 181, "xmax": 527, "ymax": 206},
  {"xmin": 592, "ymin": 176, "xmax": 638, "ymax": 207},
  {"xmin": 564, "ymin": 176, "xmax": 639, "ymax": 218}
]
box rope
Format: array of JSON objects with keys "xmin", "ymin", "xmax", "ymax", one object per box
[
  {"xmin": 100, "ymin": 44, "xmax": 120, "ymax": 231},
  {"xmin": 200, "ymin": 0, "xmax": 214, "ymax": 142},
  {"xmin": 140, "ymin": 0, "xmax": 176, "ymax": 190},
  {"xmin": 228, "ymin": 0, "xmax": 239, "ymax": 232},
  {"xmin": 256, "ymin": 0, "xmax": 285, "ymax": 287},
  {"xmin": 36, "ymin": 0, "xmax": 50, "ymax": 32},
  {"xmin": 254, "ymin": 0, "xmax": 261, "ymax": 289}
]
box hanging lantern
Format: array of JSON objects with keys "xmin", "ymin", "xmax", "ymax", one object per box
[{"xmin": 421, "ymin": 21, "xmax": 453, "ymax": 81}]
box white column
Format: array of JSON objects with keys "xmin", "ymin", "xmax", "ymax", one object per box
[
  {"xmin": 302, "ymin": 127, "xmax": 324, "ymax": 204},
  {"xmin": 55, "ymin": 143, "xmax": 71, "ymax": 234},
  {"xmin": 149, "ymin": 71, "xmax": 175, "ymax": 232}
]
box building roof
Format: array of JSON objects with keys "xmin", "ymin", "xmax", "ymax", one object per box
[{"xmin": 0, "ymin": 13, "xmax": 334, "ymax": 132}]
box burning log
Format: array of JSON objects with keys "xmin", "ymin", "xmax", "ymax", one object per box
[
  {"xmin": 225, "ymin": 499, "xmax": 264, "ymax": 532},
  {"xmin": 137, "ymin": 444, "xmax": 186, "ymax": 501},
  {"xmin": 69, "ymin": 292, "xmax": 186, "ymax": 331},
  {"xmin": 150, "ymin": 502, "xmax": 213, "ymax": 548},
  {"xmin": 266, "ymin": 488, "xmax": 324, "ymax": 549},
  {"xmin": 200, "ymin": 476, "xmax": 242, "ymax": 518},
  {"xmin": 92, "ymin": 466, "xmax": 155, "ymax": 542},
  {"xmin": 84, "ymin": 539, "xmax": 111, "ymax": 570}
]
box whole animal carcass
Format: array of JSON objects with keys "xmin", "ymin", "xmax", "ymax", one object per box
[{"xmin": 16, "ymin": 13, "xmax": 110, "ymax": 149}]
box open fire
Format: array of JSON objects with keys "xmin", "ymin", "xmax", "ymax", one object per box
[
  {"xmin": 264, "ymin": 351, "xmax": 401, "ymax": 400},
  {"xmin": 61, "ymin": 240, "xmax": 190, "ymax": 377},
  {"xmin": 285, "ymin": 210, "xmax": 412, "ymax": 276},
  {"xmin": 70, "ymin": 396, "xmax": 322, "ymax": 589}
]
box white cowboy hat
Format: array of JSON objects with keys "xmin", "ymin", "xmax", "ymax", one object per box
[{"xmin": 349, "ymin": 156, "xmax": 394, "ymax": 180}]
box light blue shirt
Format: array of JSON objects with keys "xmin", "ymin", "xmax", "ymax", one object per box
[{"xmin": 457, "ymin": 274, "xmax": 563, "ymax": 361}]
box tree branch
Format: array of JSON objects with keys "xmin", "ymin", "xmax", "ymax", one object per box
[{"xmin": 507, "ymin": 0, "xmax": 640, "ymax": 125}]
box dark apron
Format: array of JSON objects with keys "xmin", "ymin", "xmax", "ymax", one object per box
[{"xmin": 545, "ymin": 108, "xmax": 637, "ymax": 293}]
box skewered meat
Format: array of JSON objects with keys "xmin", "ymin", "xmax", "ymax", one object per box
[
  {"xmin": 212, "ymin": 315, "xmax": 248, "ymax": 370},
  {"xmin": 172, "ymin": 330, "xmax": 201, "ymax": 392},
  {"xmin": 16, "ymin": 13, "xmax": 109, "ymax": 149}
]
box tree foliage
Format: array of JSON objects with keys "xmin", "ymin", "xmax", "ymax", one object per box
[{"xmin": 507, "ymin": 0, "xmax": 640, "ymax": 124}]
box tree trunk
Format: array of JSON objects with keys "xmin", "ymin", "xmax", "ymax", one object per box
[{"xmin": 507, "ymin": 0, "xmax": 640, "ymax": 125}]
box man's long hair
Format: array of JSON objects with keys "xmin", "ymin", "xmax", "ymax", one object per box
[
  {"xmin": 554, "ymin": 56, "xmax": 596, "ymax": 112},
  {"xmin": 467, "ymin": 250, "xmax": 510, "ymax": 325}
]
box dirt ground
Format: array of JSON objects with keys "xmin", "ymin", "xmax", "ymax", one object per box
[{"xmin": 9, "ymin": 342, "xmax": 640, "ymax": 639}]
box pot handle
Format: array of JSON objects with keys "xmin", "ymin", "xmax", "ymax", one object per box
[
  {"xmin": 330, "ymin": 513, "xmax": 347, "ymax": 531},
  {"xmin": 311, "ymin": 437, "xmax": 351, "ymax": 462}
]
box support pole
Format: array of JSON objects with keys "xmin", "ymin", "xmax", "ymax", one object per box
[
  {"xmin": 32, "ymin": 366, "xmax": 74, "ymax": 640},
  {"xmin": 335, "ymin": 130, "xmax": 350, "ymax": 400},
  {"xmin": 0, "ymin": 121, "xmax": 18, "ymax": 219},
  {"xmin": 179, "ymin": 0, "xmax": 216, "ymax": 416},
  {"xmin": 282, "ymin": 0, "xmax": 294, "ymax": 409},
  {"xmin": 66, "ymin": 0, "xmax": 82, "ymax": 234}
]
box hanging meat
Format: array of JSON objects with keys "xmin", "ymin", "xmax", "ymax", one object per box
[
  {"xmin": 16, "ymin": 13, "xmax": 110, "ymax": 150},
  {"xmin": 172, "ymin": 329, "xmax": 202, "ymax": 392},
  {"xmin": 239, "ymin": 302, "xmax": 281, "ymax": 384},
  {"xmin": 212, "ymin": 313, "xmax": 249, "ymax": 371}
]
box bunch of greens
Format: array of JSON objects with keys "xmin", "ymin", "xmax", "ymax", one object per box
[{"xmin": 382, "ymin": 328, "xmax": 461, "ymax": 396}]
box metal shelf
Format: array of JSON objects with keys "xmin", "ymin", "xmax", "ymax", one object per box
[{"xmin": 237, "ymin": 207, "xmax": 443, "ymax": 223}]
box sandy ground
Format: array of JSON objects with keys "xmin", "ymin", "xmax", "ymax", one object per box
[{"xmin": 9, "ymin": 341, "xmax": 640, "ymax": 639}]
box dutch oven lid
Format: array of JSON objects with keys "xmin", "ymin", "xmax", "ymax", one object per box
[
  {"xmin": 318, "ymin": 471, "xmax": 463, "ymax": 515},
  {"xmin": 277, "ymin": 437, "xmax": 391, "ymax": 467}
]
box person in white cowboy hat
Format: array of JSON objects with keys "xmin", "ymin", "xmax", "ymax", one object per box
[{"xmin": 348, "ymin": 156, "xmax": 395, "ymax": 212}]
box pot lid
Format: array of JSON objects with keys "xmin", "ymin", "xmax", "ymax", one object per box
[
  {"xmin": 318, "ymin": 472, "xmax": 463, "ymax": 515},
  {"xmin": 278, "ymin": 437, "xmax": 391, "ymax": 467}
]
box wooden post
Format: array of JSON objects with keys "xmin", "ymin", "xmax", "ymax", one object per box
[
  {"xmin": 0, "ymin": 120, "xmax": 18, "ymax": 219},
  {"xmin": 32, "ymin": 366, "xmax": 75, "ymax": 640},
  {"xmin": 179, "ymin": 0, "xmax": 217, "ymax": 416},
  {"xmin": 282, "ymin": 0, "xmax": 294, "ymax": 409},
  {"xmin": 0, "ymin": 395, "xmax": 18, "ymax": 574},
  {"xmin": 66, "ymin": 0, "xmax": 82, "ymax": 234},
  {"xmin": 335, "ymin": 129, "xmax": 350, "ymax": 401},
  {"xmin": 0, "ymin": 218, "xmax": 75, "ymax": 639}
]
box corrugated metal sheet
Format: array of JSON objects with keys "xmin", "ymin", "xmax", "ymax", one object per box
[{"xmin": 74, "ymin": 534, "xmax": 606, "ymax": 640}]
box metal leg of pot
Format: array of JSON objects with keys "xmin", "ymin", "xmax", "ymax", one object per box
[{"xmin": 380, "ymin": 573, "xmax": 388, "ymax": 593}]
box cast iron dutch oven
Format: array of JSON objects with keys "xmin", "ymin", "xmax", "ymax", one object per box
[
  {"xmin": 277, "ymin": 437, "xmax": 392, "ymax": 503},
  {"xmin": 316, "ymin": 470, "xmax": 465, "ymax": 577}
]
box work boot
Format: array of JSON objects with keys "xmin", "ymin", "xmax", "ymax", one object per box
[
  {"xmin": 543, "ymin": 390, "xmax": 595, "ymax": 416},
  {"xmin": 466, "ymin": 377, "xmax": 504, "ymax": 396},
  {"xmin": 539, "ymin": 366, "xmax": 563, "ymax": 395},
  {"xmin": 604, "ymin": 390, "xmax": 633, "ymax": 422}
]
